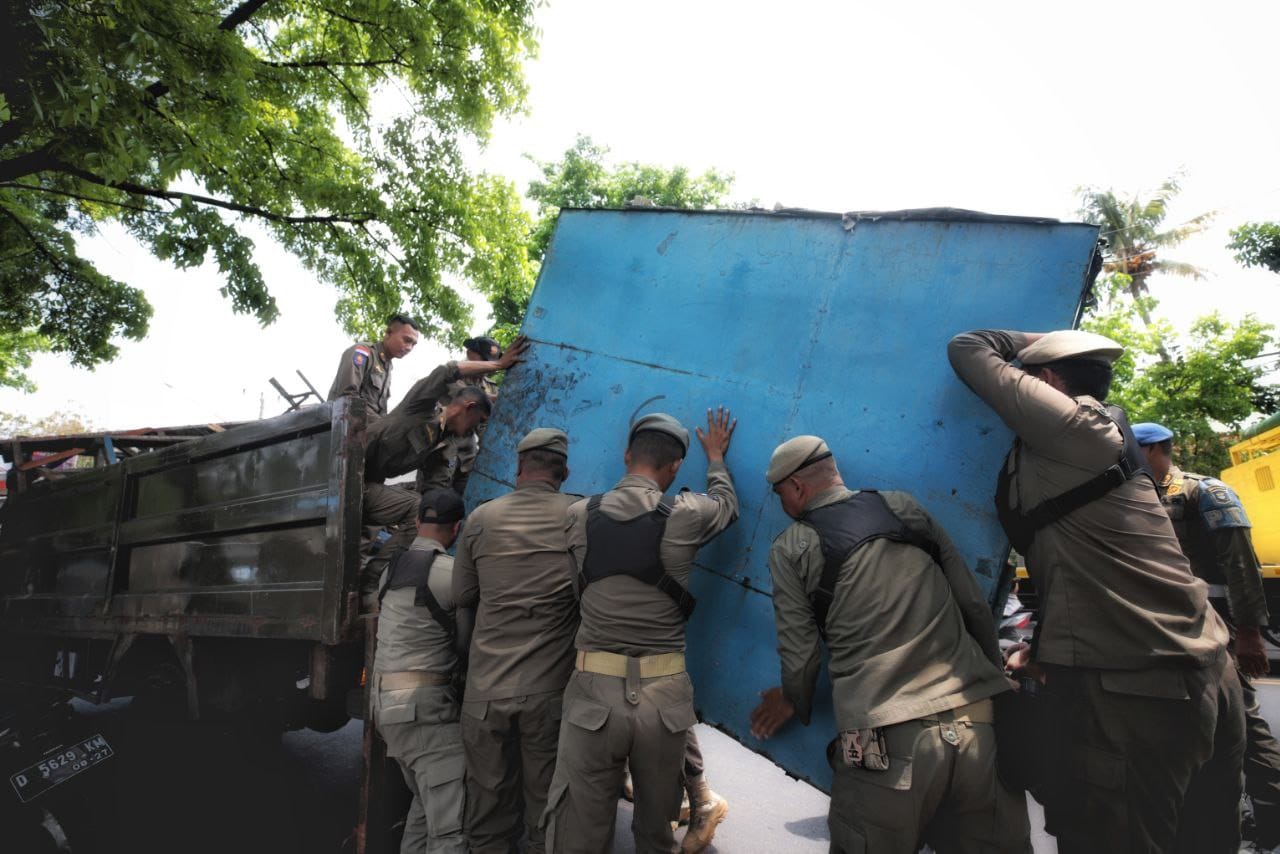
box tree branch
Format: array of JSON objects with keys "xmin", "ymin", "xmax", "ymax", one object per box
[
  {"xmin": 264, "ymin": 57, "xmax": 410, "ymax": 70},
  {"xmin": 0, "ymin": 146, "xmax": 57, "ymax": 183},
  {"xmin": 49, "ymin": 161, "xmax": 378, "ymax": 225},
  {"xmin": 219, "ymin": 0, "xmax": 273, "ymax": 30},
  {"xmin": 0, "ymin": 181, "xmax": 163, "ymax": 214},
  {"xmin": 0, "ymin": 204, "xmax": 70, "ymax": 274}
]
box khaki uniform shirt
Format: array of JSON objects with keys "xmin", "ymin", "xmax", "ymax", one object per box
[
  {"xmin": 328, "ymin": 341, "xmax": 392, "ymax": 419},
  {"xmin": 454, "ymin": 482, "xmax": 581, "ymax": 701},
  {"xmin": 769, "ymin": 487, "xmax": 1009, "ymax": 731},
  {"xmin": 948, "ymin": 329, "xmax": 1227, "ymax": 670},
  {"xmin": 567, "ymin": 465, "xmax": 739, "ymax": 656},
  {"xmin": 392, "ymin": 362, "xmax": 462, "ymax": 419},
  {"xmin": 365, "ymin": 411, "xmax": 451, "ymax": 484},
  {"xmin": 374, "ymin": 536, "xmax": 459, "ymax": 676},
  {"xmin": 1160, "ymin": 466, "xmax": 1269, "ymax": 629}
]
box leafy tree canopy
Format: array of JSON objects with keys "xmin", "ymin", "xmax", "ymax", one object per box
[
  {"xmin": 484, "ymin": 134, "xmax": 736, "ymax": 338},
  {"xmin": 1229, "ymin": 222, "xmax": 1280, "ymax": 275},
  {"xmin": 0, "ymin": 408, "xmax": 95, "ymax": 438},
  {"xmin": 0, "ymin": 0, "xmax": 538, "ymax": 390},
  {"xmin": 1083, "ymin": 273, "xmax": 1277, "ymax": 473}
]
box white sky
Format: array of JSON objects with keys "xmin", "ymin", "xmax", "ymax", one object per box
[{"xmin": 3, "ymin": 0, "xmax": 1279, "ymax": 431}]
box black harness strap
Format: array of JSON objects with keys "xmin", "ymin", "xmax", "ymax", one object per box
[
  {"xmin": 995, "ymin": 404, "xmax": 1154, "ymax": 553},
  {"xmin": 804, "ymin": 491, "xmax": 939, "ymax": 635},
  {"xmin": 377, "ymin": 548, "xmax": 456, "ymax": 637},
  {"xmin": 580, "ymin": 494, "xmax": 697, "ymax": 619}
]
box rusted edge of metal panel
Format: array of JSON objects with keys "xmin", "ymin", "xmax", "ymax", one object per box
[
  {"xmin": 322, "ymin": 396, "xmax": 367, "ymax": 644},
  {"xmin": 557, "ymin": 205, "xmax": 1092, "ymax": 228}
]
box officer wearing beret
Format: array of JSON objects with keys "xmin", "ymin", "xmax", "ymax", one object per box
[
  {"xmin": 327, "ymin": 313, "xmax": 421, "ymax": 421},
  {"xmin": 453, "ymin": 428, "xmax": 581, "ymax": 854},
  {"xmin": 373, "ymin": 489, "xmax": 472, "ymax": 853},
  {"xmin": 750, "ymin": 437, "xmax": 1029, "ymax": 853},
  {"xmin": 948, "ymin": 329, "xmax": 1244, "ymax": 854},
  {"xmin": 1135, "ymin": 420, "xmax": 1279, "ymax": 847},
  {"xmin": 543, "ymin": 409, "xmax": 739, "ymax": 854}
]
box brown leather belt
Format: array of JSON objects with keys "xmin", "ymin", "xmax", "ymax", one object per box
[
  {"xmin": 920, "ymin": 698, "xmax": 995, "ymax": 725},
  {"xmin": 575, "ymin": 650, "xmax": 686, "ymax": 679},
  {"xmin": 378, "ymin": 670, "xmax": 451, "ymax": 690}
]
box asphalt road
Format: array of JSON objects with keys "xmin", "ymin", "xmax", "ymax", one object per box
[{"xmin": 46, "ymin": 680, "xmax": 1280, "ymax": 853}]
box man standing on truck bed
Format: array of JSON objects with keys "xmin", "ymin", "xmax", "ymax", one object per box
[
  {"xmin": 327, "ymin": 313, "xmax": 421, "ymax": 420},
  {"xmin": 1135, "ymin": 420, "xmax": 1280, "ymax": 849},
  {"xmin": 453, "ymin": 427, "xmax": 579, "ymax": 854},
  {"xmin": 749, "ymin": 436, "xmax": 1029, "ymax": 854},
  {"xmin": 372, "ymin": 488, "xmax": 472, "ymax": 854},
  {"xmin": 543, "ymin": 409, "xmax": 739, "ymax": 854},
  {"xmin": 948, "ymin": 328, "xmax": 1244, "ymax": 854}
]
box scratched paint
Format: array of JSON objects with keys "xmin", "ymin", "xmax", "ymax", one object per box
[{"xmin": 466, "ymin": 207, "xmax": 1099, "ymax": 790}]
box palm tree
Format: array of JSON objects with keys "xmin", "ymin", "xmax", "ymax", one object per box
[{"xmin": 1077, "ymin": 174, "xmax": 1214, "ymax": 361}]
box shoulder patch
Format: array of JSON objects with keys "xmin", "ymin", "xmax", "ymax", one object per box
[
  {"xmin": 352, "ymin": 345, "xmax": 372, "ymax": 368},
  {"xmin": 1197, "ymin": 478, "xmax": 1251, "ymax": 529}
]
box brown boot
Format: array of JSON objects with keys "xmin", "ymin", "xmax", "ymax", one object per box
[{"xmin": 681, "ymin": 776, "xmax": 728, "ymax": 853}]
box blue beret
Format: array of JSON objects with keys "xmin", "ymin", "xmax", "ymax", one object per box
[{"xmin": 1132, "ymin": 422, "xmax": 1174, "ymax": 446}]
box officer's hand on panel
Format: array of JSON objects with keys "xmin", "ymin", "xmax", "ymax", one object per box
[
  {"xmin": 1236, "ymin": 626, "xmax": 1271, "ymax": 679},
  {"xmin": 750, "ymin": 687, "xmax": 795, "ymax": 740},
  {"xmin": 498, "ymin": 336, "xmax": 529, "ymax": 370},
  {"xmin": 695, "ymin": 406, "xmax": 737, "ymax": 463}
]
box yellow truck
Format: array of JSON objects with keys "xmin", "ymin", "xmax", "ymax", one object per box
[{"xmin": 1221, "ymin": 412, "xmax": 1280, "ymax": 569}]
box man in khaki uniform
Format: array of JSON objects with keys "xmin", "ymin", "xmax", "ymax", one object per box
[
  {"xmin": 360, "ymin": 387, "xmax": 490, "ymax": 604},
  {"xmin": 544, "ymin": 409, "xmax": 739, "ymax": 854},
  {"xmin": 453, "ymin": 428, "xmax": 579, "ymax": 853},
  {"xmin": 1135, "ymin": 421, "xmax": 1280, "ymax": 847},
  {"xmin": 373, "ymin": 488, "xmax": 472, "ymax": 853},
  {"xmin": 395, "ymin": 336, "xmax": 528, "ymax": 495},
  {"xmin": 948, "ymin": 328, "xmax": 1244, "ymax": 854},
  {"xmin": 328, "ymin": 313, "xmax": 421, "ymax": 420},
  {"xmin": 750, "ymin": 436, "xmax": 1029, "ymax": 854}
]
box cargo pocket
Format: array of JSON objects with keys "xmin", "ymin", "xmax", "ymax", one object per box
[
  {"xmin": 1072, "ymin": 744, "xmax": 1125, "ymax": 792},
  {"xmin": 424, "ymin": 752, "xmax": 466, "ymax": 836},
  {"xmin": 565, "ymin": 698, "xmax": 611, "ymax": 733},
  {"xmin": 461, "ymin": 699, "xmax": 488, "ymax": 721},
  {"xmin": 376, "ymin": 701, "xmax": 416, "ymax": 726},
  {"xmin": 658, "ymin": 700, "xmax": 698, "ymax": 734}
]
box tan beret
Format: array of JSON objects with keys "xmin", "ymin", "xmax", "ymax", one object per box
[
  {"xmin": 766, "ymin": 435, "xmax": 832, "ymax": 484},
  {"xmin": 629, "ymin": 413, "xmax": 690, "ymax": 456},
  {"xmin": 517, "ymin": 427, "xmax": 568, "ymax": 457},
  {"xmin": 1017, "ymin": 330, "xmax": 1124, "ymax": 366}
]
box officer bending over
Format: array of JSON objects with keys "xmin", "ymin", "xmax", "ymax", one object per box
[{"xmin": 751, "ymin": 436, "xmax": 1029, "ymax": 854}]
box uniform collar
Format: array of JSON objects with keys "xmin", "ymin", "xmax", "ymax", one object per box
[
  {"xmin": 803, "ymin": 485, "xmax": 854, "ymax": 513},
  {"xmin": 615, "ymin": 473, "xmax": 661, "ymax": 491},
  {"xmin": 372, "ymin": 340, "xmax": 392, "ymax": 368},
  {"xmin": 410, "ymin": 535, "xmax": 447, "ymax": 553},
  {"xmin": 515, "ymin": 480, "xmax": 559, "ymax": 493}
]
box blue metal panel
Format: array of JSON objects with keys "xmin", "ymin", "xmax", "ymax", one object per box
[{"xmin": 465, "ymin": 208, "xmax": 1098, "ymax": 791}]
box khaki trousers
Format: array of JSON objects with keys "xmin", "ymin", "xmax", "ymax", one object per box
[
  {"xmin": 462, "ymin": 690, "xmax": 564, "ymax": 854},
  {"xmin": 828, "ymin": 710, "xmax": 1031, "ymax": 854},
  {"xmin": 543, "ymin": 670, "xmax": 697, "ymax": 854},
  {"xmin": 1040, "ymin": 653, "xmax": 1244, "ymax": 854},
  {"xmin": 375, "ymin": 685, "xmax": 468, "ymax": 854}
]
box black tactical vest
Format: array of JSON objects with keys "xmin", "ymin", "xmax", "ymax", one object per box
[
  {"xmin": 377, "ymin": 547, "xmax": 456, "ymax": 636},
  {"xmin": 995, "ymin": 403, "xmax": 1154, "ymax": 553},
  {"xmin": 581, "ymin": 494, "xmax": 696, "ymax": 619},
  {"xmin": 801, "ymin": 491, "xmax": 939, "ymax": 635}
]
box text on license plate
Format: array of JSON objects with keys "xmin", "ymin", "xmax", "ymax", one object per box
[{"xmin": 9, "ymin": 733, "xmax": 113, "ymax": 803}]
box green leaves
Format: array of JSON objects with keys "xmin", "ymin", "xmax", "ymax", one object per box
[
  {"xmin": 0, "ymin": 0, "xmax": 538, "ymax": 388},
  {"xmin": 1228, "ymin": 222, "xmax": 1280, "ymax": 275}
]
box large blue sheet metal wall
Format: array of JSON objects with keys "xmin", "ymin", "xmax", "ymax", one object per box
[{"xmin": 466, "ymin": 207, "xmax": 1098, "ymax": 790}]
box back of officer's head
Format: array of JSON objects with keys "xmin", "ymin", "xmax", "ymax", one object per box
[
  {"xmin": 627, "ymin": 430, "xmax": 685, "ymax": 469},
  {"xmin": 417, "ymin": 488, "xmax": 465, "ymax": 547},
  {"xmin": 518, "ymin": 449, "xmax": 568, "ymax": 485},
  {"xmin": 444, "ymin": 386, "xmax": 492, "ymax": 434},
  {"xmin": 1030, "ymin": 358, "xmax": 1114, "ymax": 401}
]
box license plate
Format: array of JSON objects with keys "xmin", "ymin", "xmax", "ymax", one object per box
[{"xmin": 9, "ymin": 734, "xmax": 113, "ymax": 803}]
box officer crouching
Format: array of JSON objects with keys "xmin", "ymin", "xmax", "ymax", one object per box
[{"xmin": 373, "ymin": 488, "xmax": 472, "ymax": 853}]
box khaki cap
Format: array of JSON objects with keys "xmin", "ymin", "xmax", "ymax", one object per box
[
  {"xmin": 629, "ymin": 413, "xmax": 690, "ymax": 456},
  {"xmin": 517, "ymin": 427, "xmax": 568, "ymax": 457},
  {"xmin": 1017, "ymin": 330, "xmax": 1124, "ymax": 366},
  {"xmin": 766, "ymin": 436, "xmax": 832, "ymax": 484}
]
